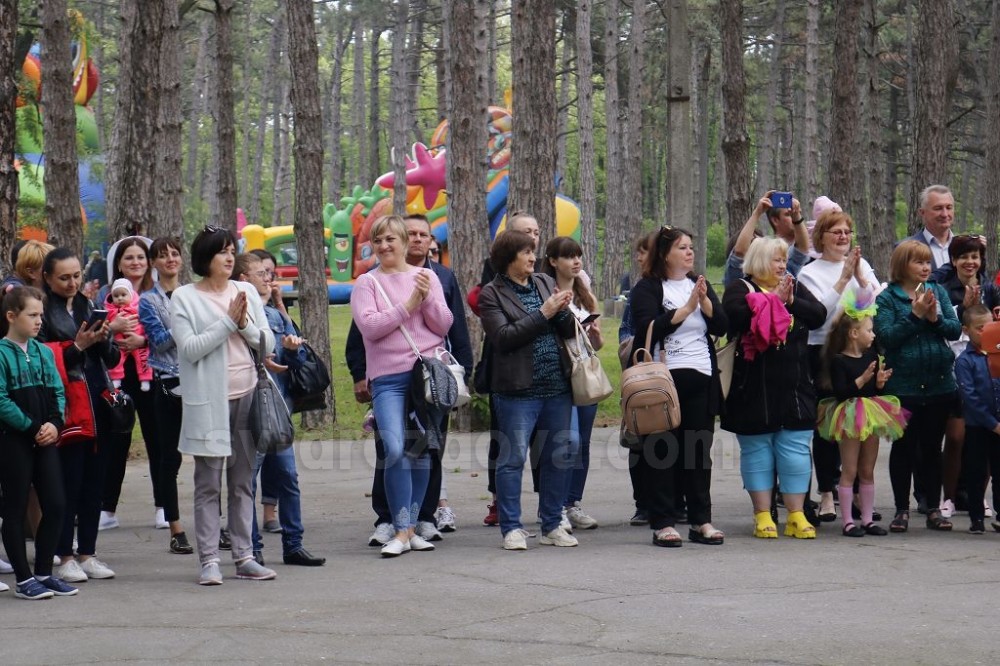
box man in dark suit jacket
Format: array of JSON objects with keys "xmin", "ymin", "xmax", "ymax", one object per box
[
  {"xmin": 345, "ymin": 214, "xmax": 473, "ymax": 545},
  {"xmin": 899, "ymin": 184, "xmax": 955, "ymax": 271}
]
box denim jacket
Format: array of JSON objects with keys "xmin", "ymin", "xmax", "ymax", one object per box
[
  {"xmin": 139, "ymin": 282, "xmax": 179, "ymax": 378},
  {"xmin": 264, "ymin": 304, "xmax": 305, "ymax": 407},
  {"xmin": 955, "ymin": 344, "xmax": 1000, "ymax": 432}
]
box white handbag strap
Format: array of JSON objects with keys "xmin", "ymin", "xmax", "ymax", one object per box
[
  {"xmin": 569, "ymin": 317, "xmax": 597, "ymax": 361},
  {"xmin": 372, "ymin": 274, "xmax": 422, "ymax": 359}
]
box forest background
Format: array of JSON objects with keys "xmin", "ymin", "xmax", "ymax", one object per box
[{"xmin": 2, "ymin": 0, "xmax": 999, "ymax": 430}]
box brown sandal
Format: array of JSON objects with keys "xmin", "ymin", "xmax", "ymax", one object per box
[{"xmin": 926, "ymin": 510, "xmax": 953, "ymax": 531}]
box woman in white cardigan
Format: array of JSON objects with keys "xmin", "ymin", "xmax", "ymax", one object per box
[{"xmin": 171, "ymin": 227, "xmax": 276, "ymax": 585}]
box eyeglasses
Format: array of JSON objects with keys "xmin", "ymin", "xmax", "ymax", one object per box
[
  {"xmin": 824, "ymin": 229, "xmax": 852, "ymax": 237},
  {"xmin": 249, "ymin": 270, "xmax": 270, "ymax": 279}
]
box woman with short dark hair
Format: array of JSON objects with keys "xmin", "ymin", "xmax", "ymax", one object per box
[
  {"xmin": 171, "ymin": 227, "xmax": 277, "ymax": 584},
  {"xmin": 479, "ymin": 230, "xmax": 579, "ymax": 551}
]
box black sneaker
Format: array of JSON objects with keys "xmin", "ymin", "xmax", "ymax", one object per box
[
  {"xmin": 629, "ymin": 510, "xmax": 648, "ymax": 526},
  {"xmin": 970, "ymin": 519, "xmax": 985, "ymax": 535},
  {"xmin": 219, "ymin": 528, "xmax": 231, "ymax": 550},
  {"xmin": 170, "ymin": 532, "xmax": 194, "ymax": 554}
]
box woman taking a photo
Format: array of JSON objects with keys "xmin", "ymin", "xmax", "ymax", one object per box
[
  {"xmin": 351, "ymin": 215, "xmax": 454, "ymax": 558},
  {"xmin": 40, "ymin": 248, "xmax": 121, "ymax": 582},
  {"xmin": 874, "ymin": 240, "xmax": 961, "ymax": 533},
  {"xmin": 479, "ymin": 230, "xmax": 579, "ymax": 551},
  {"xmin": 98, "ymin": 236, "xmax": 161, "ymax": 532},
  {"xmin": 797, "ymin": 211, "xmax": 879, "ymax": 521},
  {"xmin": 630, "ymin": 226, "xmax": 728, "ymax": 546},
  {"xmin": 138, "ymin": 237, "xmax": 193, "ymax": 555},
  {"xmin": 171, "ymin": 227, "xmax": 276, "ymax": 584},
  {"xmin": 722, "ymin": 237, "xmax": 826, "ymax": 540},
  {"xmin": 544, "ymin": 236, "xmax": 603, "ymax": 530}
]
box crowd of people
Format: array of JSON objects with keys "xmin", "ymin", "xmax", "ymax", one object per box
[{"xmin": 2, "ymin": 183, "xmax": 997, "ymax": 596}]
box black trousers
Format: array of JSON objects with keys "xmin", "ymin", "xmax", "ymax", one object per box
[
  {"xmin": 371, "ymin": 414, "xmax": 449, "ymax": 526},
  {"xmin": 103, "ymin": 357, "xmax": 161, "ymax": 512},
  {"xmin": 153, "ymin": 378, "xmax": 184, "ymax": 523},
  {"xmin": 0, "ymin": 434, "xmax": 64, "ymax": 581},
  {"xmin": 890, "ymin": 395, "xmax": 955, "ymax": 512},
  {"xmin": 635, "ymin": 369, "xmax": 715, "ymax": 530},
  {"xmin": 808, "ymin": 346, "xmax": 841, "ymax": 493},
  {"xmin": 962, "ymin": 425, "xmax": 1000, "ymax": 522}
]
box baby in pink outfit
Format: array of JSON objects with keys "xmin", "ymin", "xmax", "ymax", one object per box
[{"xmin": 107, "ymin": 278, "xmax": 151, "ymax": 391}]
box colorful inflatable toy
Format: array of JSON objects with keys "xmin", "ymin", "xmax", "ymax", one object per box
[{"xmin": 241, "ymin": 98, "xmax": 581, "ymax": 304}]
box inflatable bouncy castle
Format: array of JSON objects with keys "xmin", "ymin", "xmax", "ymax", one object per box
[
  {"xmin": 15, "ymin": 10, "xmax": 105, "ymax": 237},
  {"xmin": 241, "ymin": 98, "xmax": 581, "ymax": 304}
]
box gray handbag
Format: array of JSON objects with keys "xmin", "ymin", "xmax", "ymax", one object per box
[{"xmin": 248, "ymin": 331, "xmax": 294, "ymax": 454}]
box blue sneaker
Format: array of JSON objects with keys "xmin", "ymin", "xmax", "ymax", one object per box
[
  {"xmin": 14, "ymin": 578, "xmax": 54, "ymax": 600},
  {"xmin": 39, "ymin": 577, "xmax": 78, "ymax": 596}
]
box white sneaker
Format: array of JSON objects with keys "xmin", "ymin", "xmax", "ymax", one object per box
[
  {"xmin": 0, "ymin": 580, "xmax": 8, "ymax": 592},
  {"xmin": 55, "ymin": 559, "xmax": 88, "ymax": 583},
  {"xmin": 940, "ymin": 499, "xmax": 955, "ymax": 519},
  {"xmin": 560, "ymin": 508, "xmax": 573, "ymax": 533},
  {"xmin": 98, "ymin": 511, "xmax": 120, "ymax": 531},
  {"xmin": 566, "ymin": 503, "xmax": 599, "ymax": 530},
  {"xmin": 985, "ymin": 501, "xmax": 994, "ymax": 518},
  {"xmin": 79, "ymin": 557, "xmax": 115, "ymax": 579},
  {"xmin": 415, "ymin": 521, "xmax": 443, "ymax": 542},
  {"xmin": 380, "ymin": 538, "xmax": 411, "ymax": 558},
  {"xmin": 368, "ymin": 523, "xmax": 395, "ymax": 547},
  {"xmin": 409, "ymin": 535, "xmax": 436, "ymax": 552},
  {"xmin": 502, "ymin": 528, "xmax": 530, "ymax": 551},
  {"xmin": 540, "ymin": 526, "xmax": 579, "ymax": 547},
  {"xmin": 434, "ymin": 506, "xmax": 457, "ymax": 532},
  {"xmin": 154, "ymin": 508, "xmax": 169, "ymax": 529},
  {"xmin": 0, "ymin": 557, "xmax": 13, "ymax": 574},
  {"xmin": 199, "ymin": 561, "xmax": 223, "ymax": 586}
]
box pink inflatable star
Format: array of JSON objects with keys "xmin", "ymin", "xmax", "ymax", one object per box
[{"xmin": 377, "ymin": 143, "xmax": 448, "ymax": 211}]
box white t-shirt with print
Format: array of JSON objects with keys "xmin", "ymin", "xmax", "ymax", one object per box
[{"xmin": 658, "ymin": 278, "xmax": 712, "ymax": 376}]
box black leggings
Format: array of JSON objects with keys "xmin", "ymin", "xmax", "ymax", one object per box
[
  {"xmin": 154, "ymin": 378, "xmax": 183, "ymax": 523},
  {"xmin": 0, "ymin": 435, "xmax": 65, "ymax": 581},
  {"xmin": 890, "ymin": 395, "xmax": 955, "ymax": 512},
  {"xmin": 635, "ymin": 369, "xmax": 715, "ymax": 530},
  {"xmin": 809, "ymin": 346, "xmax": 840, "ymax": 493},
  {"xmin": 962, "ymin": 425, "xmax": 1000, "ymax": 522},
  {"xmin": 103, "ymin": 356, "xmax": 160, "ymax": 512}
]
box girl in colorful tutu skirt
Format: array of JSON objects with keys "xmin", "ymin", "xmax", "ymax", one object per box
[{"xmin": 818, "ymin": 288, "xmax": 910, "ymax": 537}]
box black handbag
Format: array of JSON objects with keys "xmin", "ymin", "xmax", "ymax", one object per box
[
  {"xmin": 287, "ymin": 342, "xmax": 331, "ymax": 414},
  {"xmin": 100, "ymin": 387, "xmax": 136, "ymax": 434},
  {"xmin": 248, "ymin": 331, "xmax": 295, "ymax": 454}
]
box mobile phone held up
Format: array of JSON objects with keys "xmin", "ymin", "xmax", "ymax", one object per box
[
  {"xmin": 770, "ymin": 191, "xmax": 793, "ymax": 209},
  {"xmin": 86, "ymin": 309, "xmax": 108, "ymax": 329}
]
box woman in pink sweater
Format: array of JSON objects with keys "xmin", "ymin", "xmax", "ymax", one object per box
[{"xmin": 351, "ymin": 215, "xmax": 453, "ymax": 557}]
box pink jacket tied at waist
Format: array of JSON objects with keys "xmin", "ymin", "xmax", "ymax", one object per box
[{"xmin": 741, "ymin": 291, "xmax": 791, "ymax": 361}]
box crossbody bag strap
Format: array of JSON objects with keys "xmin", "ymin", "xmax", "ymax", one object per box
[{"xmin": 371, "ymin": 273, "xmax": 422, "ymax": 359}]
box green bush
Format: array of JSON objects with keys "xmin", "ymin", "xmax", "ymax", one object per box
[{"xmin": 707, "ymin": 223, "xmax": 728, "ymax": 266}]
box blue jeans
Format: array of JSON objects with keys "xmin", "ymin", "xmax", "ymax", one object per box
[
  {"xmin": 566, "ymin": 404, "xmax": 598, "ymax": 505},
  {"xmin": 738, "ymin": 429, "xmax": 813, "ymax": 494},
  {"xmin": 250, "ymin": 445, "xmax": 303, "ymax": 555},
  {"xmin": 493, "ymin": 392, "xmax": 578, "ymax": 534},
  {"xmin": 372, "ymin": 371, "xmax": 431, "ymax": 532}
]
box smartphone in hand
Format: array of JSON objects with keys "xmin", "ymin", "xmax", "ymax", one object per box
[{"xmin": 86, "ymin": 309, "xmax": 108, "ymax": 329}]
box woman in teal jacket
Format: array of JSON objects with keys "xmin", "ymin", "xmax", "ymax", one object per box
[{"xmin": 874, "ymin": 240, "xmax": 961, "ymax": 533}]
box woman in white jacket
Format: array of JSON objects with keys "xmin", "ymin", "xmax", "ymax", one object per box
[{"xmin": 171, "ymin": 227, "xmax": 276, "ymax": 585}]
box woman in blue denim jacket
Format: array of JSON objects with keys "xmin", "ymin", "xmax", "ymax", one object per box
[
  {"xmin": 138, "ymin": 238, "xmax": 193, "ymax": 555},
  {"xmin": 236, "ymin": 251, "xmax": 325, "ymax": 568}
]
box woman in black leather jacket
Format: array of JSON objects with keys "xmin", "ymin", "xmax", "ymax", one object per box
[{"xmin": 39, "ymin": 248, "xmax": 122, "ymax": 583}]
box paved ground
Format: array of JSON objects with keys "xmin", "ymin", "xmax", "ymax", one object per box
[{"xmin": 3, "ymin": 427, "xmax": 997, "ymax": 665}]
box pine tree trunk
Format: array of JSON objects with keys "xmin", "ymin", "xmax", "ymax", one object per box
[
  {"xmin": 390, "ymin": 0, "xmax": 409, "ymax": 214},
  {"xmin": 213, "ymin": 0, "xmax": 237, "ymax": 233},
  {"xmin": 623, "ymin": 0, "xmax": 644, "ymax": 261},
  {"xmin": 828, "ymin": 0, "xmax": 863, "ymax": 217},
  {"xmin": 327, "ymin": 19, "xmax": 351, "ymax": 203},
  {"xmin": 106, "ymin": 0, "xmax": 163, "ymax": 239},
  {"xmin": 692, "ymin": 39, "xmax": 711, "ymax": 274},
  {"xmin": 436, "ymin": 14, "xmax": 448, "ymax": 122},
  {"xmin": 908, "ymin": 0, "xmax": 959, "ymax": 234},
  {"xmin": 185, "ymin": 18, "xmax": 211, "ymax": 211},
  {"xmin": 487, "ymin": 0, "xmax": 497, "ymax": 104},
  {"xmin": 95, "ymin": 2, "xmax": 105, "ymax": 151},
  {"xmin": 251, "ymin": 10, "xmax": 285, "ymax": 224},
  {"xmin": 509, "ymin": 0, "xmax": 557, "ymax": 247},
  {"xmin": 368, "ymin": 26, "xmax": 382, "ymax": 184},
  {"xmin": 352, "ymin": 21, "xmax": 367, "ymax": 185},
  {"xmin": 600, "ymin": 0, "xmax": 624, "ymax": 298},
  {"xmin": 576, "ymin": 0, "xmax": 597, "ymax": 268},
  {"xmin": 40, "ymin": 0, "xmax": 83, "ymax": 255},
  {"xmin": 757, "ymin": 0, "xmax": 786, "ymax": 192},
  {"xmin": 804, "ymin": 0, "xmax": 820, "ymax": 200},
  {"xmin": 719, "ymin": 0, "xmax": 751, "ymax": 237},
  {"xmin": 156, "ymin": 0, "xmax": 184, "ymax": 245},
  {"xmin": 405, "ymin": 0, "xmax": 426, "ymax": 145},
  {"xmin": 272, "ymin": 90, "xmax": 292, "ymax": 227},
  {"xmin": 286, "ymin": 0, "xmax": 334, "ymax": 428},
  {"xmin": 665, "ymin": 0, "xmax": 693, "ymax": 263},
  {"xmin": 982, "ymin": 0, "xmax": 1000, "ymax": 276},
  {"xmin": 865, "ymin": 0, "xmax": 892, "ymax": 281},
  {"xmin": 444, "ymin": 0, "xmax": 489, "ymax": 430},
  {"xmin": 0, "ymin": 0, "xmax": 17, "ymax": 274},
  {"xmin": 556, "ymin": 12, "xmax": 572, "ymax": 191}
]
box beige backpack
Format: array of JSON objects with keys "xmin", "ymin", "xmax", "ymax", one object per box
[{"xmin": 620, "ymin": 322, "xmax": 681, "ymax": 438}]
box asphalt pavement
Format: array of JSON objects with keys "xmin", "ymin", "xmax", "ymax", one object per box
[{"xmin": 2, "ymin": 427, "xmax": 995, "ymax": 665}]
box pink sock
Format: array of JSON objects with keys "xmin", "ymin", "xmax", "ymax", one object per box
[
  {"xmin": 859, "ymin": 483, "xmax": 875, "ymax": 525},
  {"xmin": 840, "ymin": 486, "xmax": 855, "ymax": 528}
]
